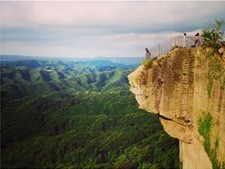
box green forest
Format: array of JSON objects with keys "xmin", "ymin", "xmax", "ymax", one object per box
[{"xmin": 1, "ymin": 58, "xmax": 180, "ymax": 169}]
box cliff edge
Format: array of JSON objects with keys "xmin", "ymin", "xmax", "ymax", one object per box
[{"xmin": 128, "ymin": 48, "xmax": 225, "ymax": 169}]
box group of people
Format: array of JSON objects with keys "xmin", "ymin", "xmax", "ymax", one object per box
[{"xmin": 145, "ymin": 33, "xmax": 201, "ymax": 60}]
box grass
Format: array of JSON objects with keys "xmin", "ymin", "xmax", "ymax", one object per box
[
  {"xmin": 142, "ymin": 59, "xmax": 153, "ymax": 69},
  {"xmin": 196, "ymin": 48, "xmax": 225, "ymax": 98},
  {"xmin": 198, "ymin": 112, "xmax": 212, "ymax": 152},
  {"xmin": 206, "ymin": 51, "xmax": 225, "ymax": 98},
  {"xmin": 198, "ymin": 112, "xmax": 223, "ymax": 169}
]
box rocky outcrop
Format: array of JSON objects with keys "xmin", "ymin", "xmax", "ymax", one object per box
[{"xmin": 128, "ymin": 48, "xmax": 225, "ymax": 169}]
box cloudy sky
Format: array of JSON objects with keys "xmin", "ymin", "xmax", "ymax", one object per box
[{"xmin": 1, "ymin": 1, "xmax": 225, "ymax": 58}]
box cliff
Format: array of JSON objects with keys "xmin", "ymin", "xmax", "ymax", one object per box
[{"xmin": 128, "ymin": 48, "xmax": 225, "ymax": 169}]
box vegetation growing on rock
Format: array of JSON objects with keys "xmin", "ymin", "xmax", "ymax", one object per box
[
  {"xmin": 198, "ymin": 112, "xmax": 225, "ymax": 169},
  {"xmin": 201, "ymin": 19, "xmax": 225, "ymax": 52}
]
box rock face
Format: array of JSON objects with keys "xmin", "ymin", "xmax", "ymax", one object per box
[{"xmin": 128, "ymin": 48, "xmax": 225, "ymax": 169}]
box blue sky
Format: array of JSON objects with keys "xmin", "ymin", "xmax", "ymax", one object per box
[{"xmin": 1, "ymin": 1, "xmax": 225, "ymax": 58}]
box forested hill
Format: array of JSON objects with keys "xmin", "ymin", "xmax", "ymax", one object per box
[
  {"xmin": 1, "ymin": 59, "xmax": 134, "ymax": 99},
  {"xmin": 1, "ymin": 58, "xmax": 180, "ymax": 169}
]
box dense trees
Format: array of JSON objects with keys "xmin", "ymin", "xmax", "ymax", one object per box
[
  {"xmin": 1, "ymin": 59, "xmax": 180, "ymax": 168},
  {"xmin": 201, "ymin": 19, "xmax": 225, "ymax": 51}
]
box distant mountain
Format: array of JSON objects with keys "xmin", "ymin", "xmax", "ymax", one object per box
[
  {"xmin": 1, "ymin": 55, "xmax": 37, "ymax": 61},
  {"xmin": 1, "ymin": 55, "xmax": 144, "ymax": 65},
  {"xmin": 77, "ymin": 60, "xmax": 125, "ymax": 68},
  {"xmin": 87, "ymin": 56, "xmax": 144, "ymax": 65},
  {"xmin": 1, "ymin": 60, "xmax": 42, "ymax": 68}
]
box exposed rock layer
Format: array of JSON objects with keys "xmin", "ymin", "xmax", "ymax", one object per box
[{"xmin": 128, "ymin": 48, "xmax": 225, "ymax": 169}]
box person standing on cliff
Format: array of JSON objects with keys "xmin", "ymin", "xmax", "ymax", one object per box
[
  {"xmin": 145, "ymin": 48, "xmax": 151, "ymax": 60},
  {"xmin": 194, "ymin": 33, "xmax": 200, "ymax": 47},
  {"xmin": 183, "ymin": 33, "xmax": 187, "ymax": 48}
]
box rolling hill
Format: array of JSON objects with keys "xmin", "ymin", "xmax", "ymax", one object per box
[{"xmin": 1, "ymin": 58, "xmax": 180, "ymax": 169}]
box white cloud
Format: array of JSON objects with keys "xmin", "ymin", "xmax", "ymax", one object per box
[
  {"xmin": 1, "ymin": 1, "xmax": 225, "ymax": 57},
  {"xmin": 2, "ymin": 1, "xmax": 224, "ymax": 28}
]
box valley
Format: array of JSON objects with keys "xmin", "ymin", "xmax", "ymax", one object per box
[{"xmin": 1, "ymin": 58, "xmax": 180, "ymax": 168}]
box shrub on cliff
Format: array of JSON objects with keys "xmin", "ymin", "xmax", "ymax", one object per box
[
  {"xmin": 201, "ymin": 19, "xmax": 225, "ymax": 51},
  {"xmin": 142, "ymin": 59, "xmax": 153, "ymax": 69}
]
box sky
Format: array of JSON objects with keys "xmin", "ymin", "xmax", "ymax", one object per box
[{"xmin": 1, "ymin": 1, "xmax": 225, "ymax": 58}]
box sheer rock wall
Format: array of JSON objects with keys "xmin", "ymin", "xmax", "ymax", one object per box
[{"xmin": 128, "ymin": 48, "xmax": 225, "ymax": 169}]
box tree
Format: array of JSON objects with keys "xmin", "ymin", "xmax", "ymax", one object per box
[{"xmin": 201, "ymin": 19, "xmax": 225, "ymax": 51}]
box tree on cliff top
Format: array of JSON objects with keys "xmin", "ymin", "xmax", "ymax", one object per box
[{"xmin": 201, "ymin": 19, "xmax": 225, "ymax": 51}]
